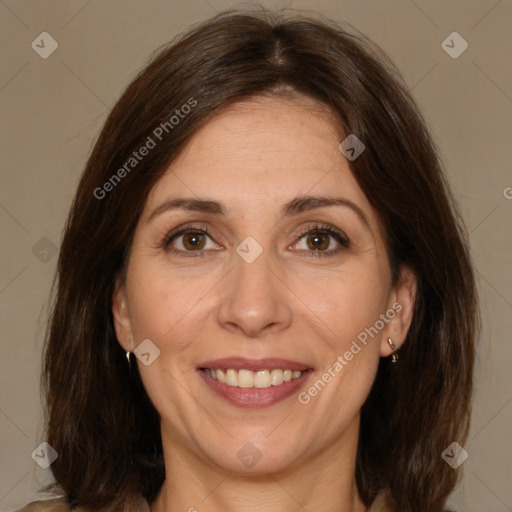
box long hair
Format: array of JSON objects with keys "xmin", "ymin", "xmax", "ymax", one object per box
[{"xmin": 42, "ymin": 7, "xmax": 479, "ymax": 512}]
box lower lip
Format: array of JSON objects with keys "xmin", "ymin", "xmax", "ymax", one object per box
[{"xmin": 197, "ymin": 369, "xmax": 313, "ymax": 408}]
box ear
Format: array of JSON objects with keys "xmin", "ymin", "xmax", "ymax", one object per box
[
  {"xmin": 380, "ymin": 265, "xmax": 417, "ymax": 357},
  {"xmin": 112, "ymin": 274, "xmax": 134, "ymax": 352}
]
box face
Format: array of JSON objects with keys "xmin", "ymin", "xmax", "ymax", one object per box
[{"xmin": 112, "ymin": 94, "xmax": 416, "ymax": 475}]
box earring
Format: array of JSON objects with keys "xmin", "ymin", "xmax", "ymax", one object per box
[
  {"xmin": 125, "ymin": 350, "xmax": 135, "ymax": 378},
  {"xmin": 387, "ymin": 338, "xmax": 399, "ymax": 363}
]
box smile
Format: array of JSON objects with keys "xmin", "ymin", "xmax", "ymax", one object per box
[{"xmin": 200, "ymin": 368, "xmax": 304, "ymax": 388}]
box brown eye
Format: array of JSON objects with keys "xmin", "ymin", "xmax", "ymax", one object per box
[
  {"xmin": 181, "ymin": 231, "xmax": 207, "ymax": 250},
  {"xmin": 161, "ymin": 225, "xmax": 221, "ymax": 257},
  {"xmin": 305, "ymin": 232, "xmax": 330, "ymax": 251},
  {"xmin": 293, "ymin": 223, "xmax": 350, "ymax": 258}
]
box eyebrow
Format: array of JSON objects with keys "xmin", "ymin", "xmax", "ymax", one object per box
[{"xmin": 147, "ymin": 195, "xmax": 372, "ymax": 231}]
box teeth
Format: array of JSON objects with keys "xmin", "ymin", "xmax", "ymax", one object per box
[
  {"xmin": 238, "ymin": 369, "xmax": 254, "ymax": 388},
  {"xmin": 271, "ymin": 369, "xmax": 283, "ymax": 385},
  {"xmin": 203, "ymin": 368, "xmax": 304, "ymax": 388},
  {"xmin": 253, "ymin": 370, "xmax": 270, "ymax": 389},
  {"xmin": 226, "ymin": 369, "xmax": 238, "ymax": 386}
]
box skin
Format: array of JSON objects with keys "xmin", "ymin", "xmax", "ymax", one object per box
[{"xmin": 112, "ymin": 94, "xmax": 416, "ymax": 512}]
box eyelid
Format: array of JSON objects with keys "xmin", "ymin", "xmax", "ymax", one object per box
[{"xmin": 293, "ymin": 222, "xmax": 349, "ymax": 243}]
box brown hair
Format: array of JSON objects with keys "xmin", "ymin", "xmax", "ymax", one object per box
[{"xmin": 42, "ymin": 7, "xmax": 479, "ymax": 512}]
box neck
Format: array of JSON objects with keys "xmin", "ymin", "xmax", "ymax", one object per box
[{"xmin": 151, "ymin": 417, "xmax": 367, "ymax": 512}]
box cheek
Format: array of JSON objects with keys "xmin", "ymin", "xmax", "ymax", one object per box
[
  {"xmin": 125, "ymin": 261, "xmax": 209, "ymax": 351},
  {"xmin": 296, "ymin": 268, "xmax": 386, "ymax": 421},
  {"xmin": 293, "ymin": 262, "xmax": 389, "ymax": 351}
]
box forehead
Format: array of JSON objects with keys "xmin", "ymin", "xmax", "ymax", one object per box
[
  {"xmin": 169, "ymin": 94, "xmax": 343, "ymax": 173},
  {"xmin": 142, "ymin": 94, "xmax": 382, "ymax": 235}
]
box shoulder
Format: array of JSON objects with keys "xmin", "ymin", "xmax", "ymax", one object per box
[
  {"xmin": 13, "ymin": 497, "xmax": 70, "ymax": 512},
  {"xmin": 13, "ymin": 494, "xmax": 151, "ymax": 512},
  {"xmin": 367, "ymin": 489, "xmax": 455, "ymax": 512},
  {"xmin": 368, "ymin": 488, "xmax": 395, "ymax": 512}
]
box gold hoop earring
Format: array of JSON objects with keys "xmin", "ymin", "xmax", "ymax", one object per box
[
  {"xmin": 125, "ymin": 350, "xmax": 135, "ymax": 379},
  {"xmin": 387, "ymin": 338, "xmax": 399, "ymax": 363}
]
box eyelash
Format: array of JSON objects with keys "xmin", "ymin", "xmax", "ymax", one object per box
[{"xmin": 160, "ymin": 222, "xmax": 350, "ymax": 258}]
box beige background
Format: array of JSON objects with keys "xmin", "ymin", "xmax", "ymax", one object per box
[{"xmin": 1, "ymin": 1, "xmax": 511, "ymax": 511}]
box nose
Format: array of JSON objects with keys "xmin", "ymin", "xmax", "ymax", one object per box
[{"xmin": 216, "ymin": 244, "xmax": 293, "ymax": 338}]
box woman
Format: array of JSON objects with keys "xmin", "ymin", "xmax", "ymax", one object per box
[{"xmin": 18, "ymin": 7, "xmax": 478, "ymax": 512}]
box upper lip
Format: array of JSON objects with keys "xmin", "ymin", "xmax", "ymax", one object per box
[{"xmin": 197, "ymin": 357, "xmax": 313, "ymax": 372}]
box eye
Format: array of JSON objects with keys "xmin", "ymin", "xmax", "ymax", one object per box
[
  {"xmin": 161, "ymin": 224, "xmax": 221, "ymax": 257},
  {"xmin": 291, "ymin": 223, "xmax": 350, "ymax": 258},
  {"xmin": 160, "ymin": 222, "xmax": 350, "ymax": 258}
]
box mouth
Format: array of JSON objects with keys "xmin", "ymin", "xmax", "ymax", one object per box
[
  {"xmin": 197, "ymin": 357, "xmax": 314, "ymax": 408},
  {"xmin": 199, "ymin": 367, "xmax": 306, "ymax": 388}
]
